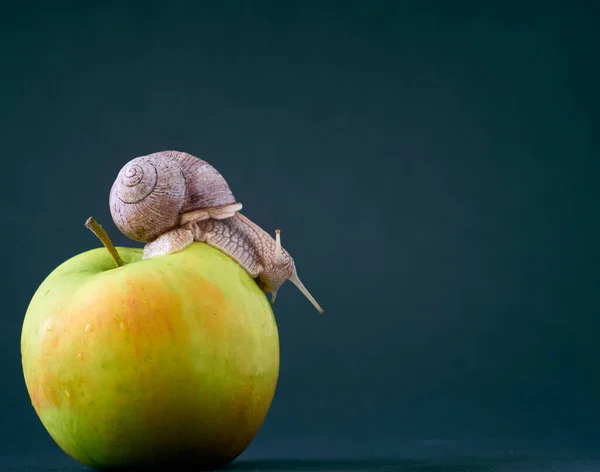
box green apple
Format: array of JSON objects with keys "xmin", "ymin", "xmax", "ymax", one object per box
[{"xmin": 21, "ymin": 218, "xmax": 280, "ymax": 469}]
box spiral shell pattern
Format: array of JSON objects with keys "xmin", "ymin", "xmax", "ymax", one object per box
[
  {"xmin": 116, "ymin": 161, "xmax": 157, "ymax": 204},
  {"xmin": 109, "ymin": 154, "xmax": 187, "ymax": 242},
  {"xmin": 109, "ymin": 150, "xmax": 241, "ymax": 243}
]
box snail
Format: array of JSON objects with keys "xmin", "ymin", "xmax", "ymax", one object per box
[{"xmin": 109, "ymin": 150, "xmax": 324, "ymax": 314}]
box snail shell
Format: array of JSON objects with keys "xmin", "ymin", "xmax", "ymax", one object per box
[{"xmin": 109, "ymin": 150, "xmax": 242, "ymax": 242}]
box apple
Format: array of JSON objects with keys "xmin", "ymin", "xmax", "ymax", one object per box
[{"xmin": 21, "ymin": 218, "xmax": 280, "ymax": 469}]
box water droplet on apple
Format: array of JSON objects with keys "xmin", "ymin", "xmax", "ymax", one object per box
[
  {"xmin": 46, "ymin": 323, "xmax": 53, "ymax": 332},
  {"xmin": 84, "ymin": 324, "xmax": 93, "ymax": 333},
  {"xmin": 64, "ymin": 389, "xmax": 71, "ymax": 398},
  {"xmin": 119, "ymin": 322, "xmax": 126, "ymax": 331},
  {"xmin": 77, "ymin": 353, "xmax": 83, "ymax": 360}
]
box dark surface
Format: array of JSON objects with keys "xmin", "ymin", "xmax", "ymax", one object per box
[
  {"xmin": 3, "ymin": 439, "xmax": 600, "ymax": 471},
  {"xmin": 1, "ymin": 1, "xmax": 599, "ymax": 470}
]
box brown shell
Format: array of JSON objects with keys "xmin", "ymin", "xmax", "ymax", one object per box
[
  {"xmin": 164, "ymin": 150, "xmax": 238, "ymax": 213},
  {"xmin": 109, "ymin": 150, "xmax": 240, "ymax": 242}
]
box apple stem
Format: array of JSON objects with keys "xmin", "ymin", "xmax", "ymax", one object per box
[{"xmin": 85, "ymin": 217, "xmax": 124, "ymax": 268}]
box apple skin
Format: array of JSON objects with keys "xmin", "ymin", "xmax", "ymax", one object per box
[{"xmin": 21, "ymin": 242, "xmax": 280, "ymax": 469}]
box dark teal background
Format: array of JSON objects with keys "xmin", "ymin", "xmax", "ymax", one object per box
[{"xmin": 1, "ymin": 1, "xmax": 599, "ymax": 470}]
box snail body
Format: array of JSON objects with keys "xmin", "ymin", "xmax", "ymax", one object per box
[{"xmin": 109, "ymin": 150, "xmax": 323, "ymax": 313}]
